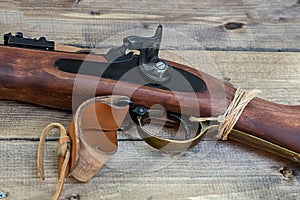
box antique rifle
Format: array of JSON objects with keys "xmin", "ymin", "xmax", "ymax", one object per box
[{"xmin": 0, "ymin": 26, "xmax": 300, "ymax": 163}]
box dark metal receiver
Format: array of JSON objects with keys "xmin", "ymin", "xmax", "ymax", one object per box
[{"xmin": 106, "ymin": 25, "xmax": 171, "ymax": 83}]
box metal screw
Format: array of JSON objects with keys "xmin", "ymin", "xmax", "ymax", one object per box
[
  {"xmin": 155, "ymin": 61, "xmax": 167, "ymax": 70},
  {"xmin": 138, "ymin": 107, "xmax": 145, "ymax": 113},
  {"xmin": 292, "ymin": 156, "xmax": 299, "ymax": 162}
]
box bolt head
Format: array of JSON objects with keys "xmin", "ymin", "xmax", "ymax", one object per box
[{"xmin": 155, "ymin": 61, "xmax": 167, "ymax": 70}]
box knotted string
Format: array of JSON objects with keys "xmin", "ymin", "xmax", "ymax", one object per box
[{"xmin": 190, "ymin": 89, "xmax": 261, "ymax": 140}]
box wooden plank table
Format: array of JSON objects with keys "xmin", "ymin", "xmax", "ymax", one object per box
[{"xmin": 0, "ymin": 1, "xmax": 300, "ymax": 199}]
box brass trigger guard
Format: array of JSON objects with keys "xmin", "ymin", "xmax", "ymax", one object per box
[
  {"xmin": 127, "ymin": 102, "xmax": 209, "ymax": 153},
  {"xmin": 136, "ymin": 116, "xmax": 209, "ymax": 153}
]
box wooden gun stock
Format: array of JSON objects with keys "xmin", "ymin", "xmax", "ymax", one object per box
[{"xmin": 0, "ymin": 45, "xmax": 300, "ymax": 161}]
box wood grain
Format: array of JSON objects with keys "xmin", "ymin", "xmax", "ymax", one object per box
[
  {"xmin": 0, "ymin": 141, "xmax": 299, "ymax": 200},
  {"xmin": 1, "ymin": 51, "xmax": 300, "ymax": 199},
  {"xmin": 1, "ymin": 0, "xmax": 300, "ymax": 199},
  {"xmin": 1, "ymin": 47, "xmax": 300, "ymax": 153},
  {"xmin": 0, "ymin": 0, "xmax": 299, "ymax": 50}
]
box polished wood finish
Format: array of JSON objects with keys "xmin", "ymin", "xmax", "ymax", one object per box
[
  {"xmin": 1, "ymin": 1, "xmax": 300, "ymax": 199},
  {"xmin": 0, "ymin": 45, "xmax": 300, "ymax": 154}
]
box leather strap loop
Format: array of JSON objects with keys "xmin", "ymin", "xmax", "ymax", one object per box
[{"xmin": 37, "ymin": 123, "xmax": 71, "ymax": 200}]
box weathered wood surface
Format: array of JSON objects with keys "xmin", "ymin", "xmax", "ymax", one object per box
[
  {"xmin": 1, "ymin": 1, "xmax": 300, "ymax": 200},
  {"xmin": 1, "ymin": 0, "xmax": 300, "ymax": 51}
]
